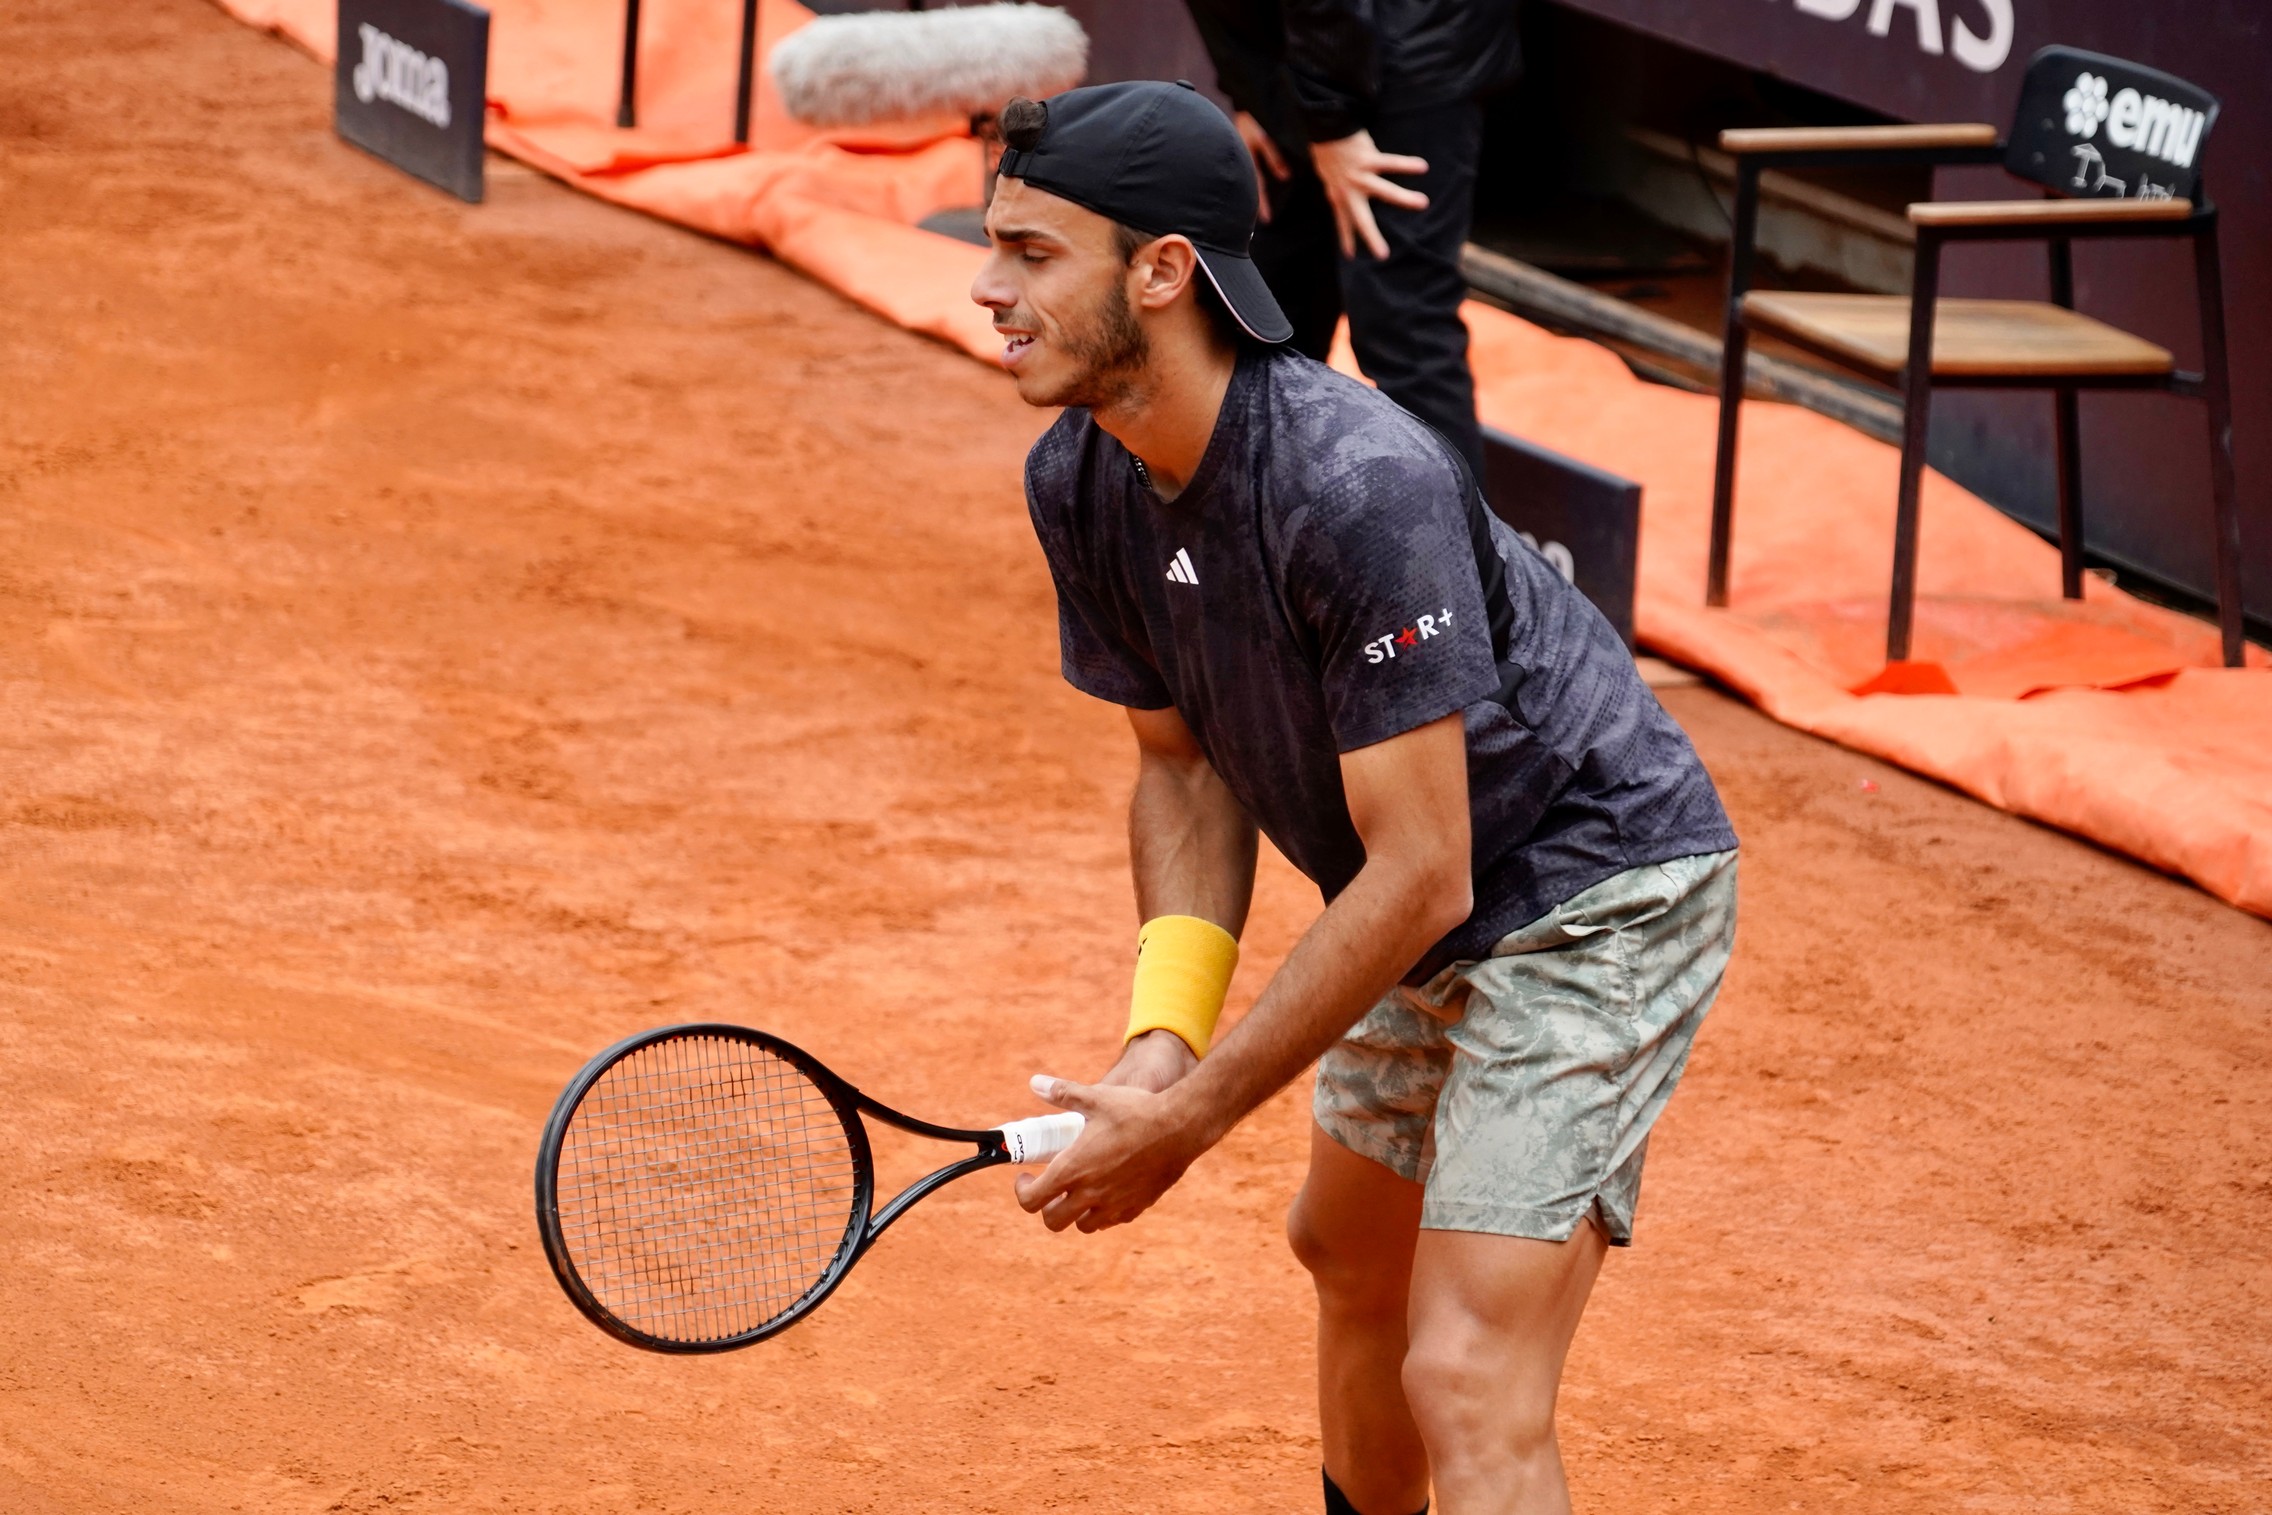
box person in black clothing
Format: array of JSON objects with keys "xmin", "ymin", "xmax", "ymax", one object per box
[{"xmin": 1182, "ymin": 0, "xmax": 1520, "ymax": 482}]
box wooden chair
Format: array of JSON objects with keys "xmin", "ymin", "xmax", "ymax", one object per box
[{"xmin": 1705, "ymin": 46, "xmax": 2245, "ymax": 671}]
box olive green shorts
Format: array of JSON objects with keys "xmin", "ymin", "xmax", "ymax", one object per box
[{"xmin": 1313, "ymin": 850, "xmax": 1737, "ymax": 1245}]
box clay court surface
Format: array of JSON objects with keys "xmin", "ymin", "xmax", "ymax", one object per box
[{"xmin": 5, "ymin": 3, "xmax": 2271, "ymax": 1510}]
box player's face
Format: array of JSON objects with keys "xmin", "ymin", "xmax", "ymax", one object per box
[{"xmin": 973, "ymin": 180, "xmax": 1148, "ymax": 411}]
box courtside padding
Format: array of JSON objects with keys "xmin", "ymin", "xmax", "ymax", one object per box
[{"xmin": 217, "ymin": 0, "xmax": 2271, "ymax": 921}]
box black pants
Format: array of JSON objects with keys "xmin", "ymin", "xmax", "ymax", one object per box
[{"xmin": 1249, "ymin": 97, "xmax": 1487, "ymax": 483}]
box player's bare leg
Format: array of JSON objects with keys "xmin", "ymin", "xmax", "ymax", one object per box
[
  {"xmin": 1401, "ymin": 1220, "xmax": 1607, "ymax": 1515},
  {"xmin": 1287, "ymin": 1121, "xmax": 1429, "ymax": 1515}
]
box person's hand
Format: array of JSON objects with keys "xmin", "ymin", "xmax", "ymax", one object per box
[
  {"xmin": 1309, "ymin": 129, "xmax": 1429, "ymax": 260},
  {"xmin": 1013, "ymin": 1075, "xmax": 1216, "ymax": 1233},
  {"xmin": 1098, "ymin": 1028, "xmax": 1199, "ymax": 1093},
  {"xmin": 1232, "ymin": 110, "xmax": 1291, "ymax": 224}
]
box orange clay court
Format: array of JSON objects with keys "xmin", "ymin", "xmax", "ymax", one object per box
[{"xmin": 3, "ymin": 2, "xmax": 2270, "ymax": 1512}]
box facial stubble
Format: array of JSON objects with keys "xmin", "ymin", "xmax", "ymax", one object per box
[{"xmin": 1042, "ymin": 274, "xmax": 1150, "ymax": 412}]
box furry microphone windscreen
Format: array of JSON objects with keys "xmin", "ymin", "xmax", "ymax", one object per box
[{"xmin": 768, "ymin": 4, "xmax": 1089, "ymax": 129}]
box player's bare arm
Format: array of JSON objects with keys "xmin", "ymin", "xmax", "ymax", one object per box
[
  {"xmin": 1103, "ymin": 704, "xmax": 1259, "ymax": 1094},
  {"xmin": 1016, "ymin": 712, "xmax": 1471, "ymax": 1230}
]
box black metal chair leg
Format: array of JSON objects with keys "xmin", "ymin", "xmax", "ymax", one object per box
[
  {"xmin": 1887, "ymin": 230, "xmax": 1944, "ymax": 664},
  {"xmin": 2054, "ymin": 387, "xmax": 2084, "ymax": 599},
  {"xmin": 733, "ymin": 0, "xmax": 761, "ymax": 145},
  {"xmin": 616, "ymin": 0, "xmax": 642, "ymax": 129},
  {"xmin": 2046, "ymin": 236, "xmax": 2085, "ymax": 601},
  {"xmin": 2192, "ymin": 220, "xmax": 2245, "ymax": 667},
  {"xmin": 1708, "ymin": 326, "xmax": 1748, "ymax": 609},
  {"xmin": 1707, "ymin": 322, "xmax": 1750, "ymax": 609},
  {"xmin": 1889, "ymin": 375, "xmax": 1937, "ymax": 664},
  {"xmin": 1706, "ymin": 165, "xmax": 1763, "ymax": 609}
]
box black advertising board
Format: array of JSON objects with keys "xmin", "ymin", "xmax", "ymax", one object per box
[
  {"xmin": 1482, "ymin": 427, "xmax": 1642, "ymax": 649},
  {"xmin": 335, "ymin": 0, "xmax": 490, "ymax": 203},
  {"xmin": 1547, "ymin": 0, "xmax": 2018, "ymax": 121}
]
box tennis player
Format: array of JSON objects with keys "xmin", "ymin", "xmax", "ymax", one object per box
[{"xmin": 973, "ymin": 81, "xmax": 1738, "ymax": 1515}]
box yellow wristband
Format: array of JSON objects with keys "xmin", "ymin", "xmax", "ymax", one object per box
[{"xmin": 1125, "ymin": 915, "xmax": 1240, "ymax": 1057}]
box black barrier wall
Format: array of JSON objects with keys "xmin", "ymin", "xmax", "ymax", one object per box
[
  {"xmin": 1547, "ymin": 0, "xmax": 2269, "ymax": 630},
  {"xmin": 1482, "ymin": 429, "xmax": 1643, "ymax": 648},
  {"xmin": 336, "ymin": 0, "xmax": 490, "ymax": 203}
]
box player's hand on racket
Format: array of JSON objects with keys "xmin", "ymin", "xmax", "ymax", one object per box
[{"xmin": 1014, "ymin": 1074, "xmax": 1212, "ymax": 1233}]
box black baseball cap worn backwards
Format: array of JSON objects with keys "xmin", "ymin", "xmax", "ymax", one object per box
[{"xmin": 997, "ymin": 80, "xmax": 1293, "ymax": 345}]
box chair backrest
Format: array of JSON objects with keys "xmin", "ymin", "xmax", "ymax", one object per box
[{"xmin": 2005, "ymin": 45, "xmax": 2219, "ymax": 204}]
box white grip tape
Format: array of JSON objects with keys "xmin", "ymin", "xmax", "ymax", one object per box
[{"xmin": 996, "ymin": 1112, "xmax": 1085, "ymax": 1165}]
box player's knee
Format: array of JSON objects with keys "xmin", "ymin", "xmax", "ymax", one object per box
[
  {"xmin": 1399, "ymin": 1336, "xmax": 1486, "ymax": 1429},
  {"xmin": 1284, "ymin": 1191, "xmax": 1343, "ymax": 1277},
  {"xmin": 1285, "ymin": 1192, "xmax": 1393, "ymax": 1302},
  {"xmin": 1400, "ymin": 1333, "xmax": 1556, "ymax": 1463}
]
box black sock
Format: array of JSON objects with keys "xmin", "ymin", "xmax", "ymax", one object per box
[{"xmin": 1322, "ymin": 1467, "xmax": 1426, "ymax": 1515}]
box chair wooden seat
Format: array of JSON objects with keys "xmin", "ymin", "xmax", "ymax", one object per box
[{"xmin": 1742, "ymin": 292, "xmax": 2176, "ymax": 379}]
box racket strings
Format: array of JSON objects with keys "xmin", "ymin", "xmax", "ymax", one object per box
[{"xmin": 555, "ymin": 1034, "xmax": 861, "ymax": 1343}]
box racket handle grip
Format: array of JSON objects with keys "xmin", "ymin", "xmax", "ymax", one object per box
[{"xmin": 996, "ymin": 1112, "xmax": 1084, "ymax": 1165}]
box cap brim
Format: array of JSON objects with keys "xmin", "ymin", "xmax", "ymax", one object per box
[{"xmin": 1193, "ymin": 248, "xmax": 1293, "ymax": 345}]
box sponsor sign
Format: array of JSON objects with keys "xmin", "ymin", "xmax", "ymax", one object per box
[
  {"xmin": 1362, "ymin": 609, "xmax": 1460, "ymax": 666},
  {"xmin": 1554, "ymin": 0, "xmax": 2024, "ymax": 116},
  {"xmin": 335, "ymin": 0, "xmax": 490, "ymax": 203},
  {"xmin": 1555, "ymin": 0, "xmax": 2236, "ymax": 164},
  {"xmin": 2004, "ymin": 46, "xmax": 2217, "ymax": 203},
  {"xmin": 1782, "ymin": 0, "xmax": 2013, "ymax": 74},
  {"xmin": 1481, "ymin": 428, "xmax": 1641, "ymax": 649}
]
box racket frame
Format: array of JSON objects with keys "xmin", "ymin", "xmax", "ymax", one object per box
[{"xmin": 534, "ymin": 1022, "xmax": 1015, "ymax": 1354}]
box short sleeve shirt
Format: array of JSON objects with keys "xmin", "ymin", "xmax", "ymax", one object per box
[{"xmin": 1026, "ymin": 349, "xmax": 1735, "ymax": 982}]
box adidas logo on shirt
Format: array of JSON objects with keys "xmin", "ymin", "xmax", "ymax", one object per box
[{"xmin": 1164, "ymin": 548, "xmax": 1199, "ymax": 586}]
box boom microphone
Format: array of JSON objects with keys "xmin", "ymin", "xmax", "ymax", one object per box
[{"xmin": 767, "ymin": 3, "xmax": 1088, "ymax": 129}]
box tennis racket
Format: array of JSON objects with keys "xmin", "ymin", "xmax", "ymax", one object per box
[{"xmin": 534, "ymin": 1022, "xmax": 1082, "ymax": 1353}]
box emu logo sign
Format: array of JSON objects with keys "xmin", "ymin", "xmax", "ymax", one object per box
[
  {"xmin": 353, "ymin": 24, "xmax": 451, "ymax": 129},
  {"xmin": 2061, "ymin": 72, "xmax": 2206, "ymax": 172},
  {"xmin": 334, "ymin": 0, "xmax": 490, "ymax": 203},
  {"xmin": 2007, "ymin": 47, "xmax": 2219, "ymax": 205}
]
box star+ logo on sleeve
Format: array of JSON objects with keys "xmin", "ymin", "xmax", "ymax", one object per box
[{"xmin": 1363, "ymin": 608, "xmax": 1454, "ymax": 665}]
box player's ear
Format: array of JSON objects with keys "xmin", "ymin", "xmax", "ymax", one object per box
[{"xmin": 1133, "ymin": 235, "xmax": 1201, "ymax": 312}]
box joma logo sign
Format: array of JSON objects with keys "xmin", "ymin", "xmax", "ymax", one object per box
[{"xmin": 352, "ymin": 23, "xmax": 451, "ymax": 129}]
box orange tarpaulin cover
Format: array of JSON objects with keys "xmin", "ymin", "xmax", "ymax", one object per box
[{"xmin": 216, "ymin": 0, "xmax": 2271, "ymax": 920}]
